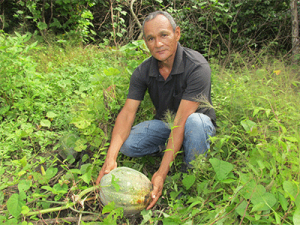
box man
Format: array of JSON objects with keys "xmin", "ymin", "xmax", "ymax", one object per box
[{"xmin": 96, "ymin": 11, "xmax": 216, "ymax": 209}]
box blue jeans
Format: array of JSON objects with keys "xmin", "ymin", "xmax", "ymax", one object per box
[{"xmin": 120, "ymin": 113, "xmax": 216, "ymax": 166}]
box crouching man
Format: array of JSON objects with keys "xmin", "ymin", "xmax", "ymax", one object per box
[{"xmin": 96, "ymin": 11, "xmax": 216, "ymax": 209}]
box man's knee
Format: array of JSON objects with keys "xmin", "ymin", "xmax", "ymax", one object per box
[
  {"xmin": 119, "ymin": 142, "xmax": 138, "ymax": 157},
  {"xmin": 185, "ymin": 113, "xmax": 215, "ymax": 135},
  {"xmin": 183, "ymin": 113, "xmax": 216, "ymax": 165}
]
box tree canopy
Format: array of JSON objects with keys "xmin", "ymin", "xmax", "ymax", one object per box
[{"xmin": 0, "ymin": 0, "xmax": 295, "ymax": 60}]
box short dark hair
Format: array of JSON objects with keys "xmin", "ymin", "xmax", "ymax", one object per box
[{"xmin": 142, "ymin": 11, "xmax": 177, "ymax": 37}]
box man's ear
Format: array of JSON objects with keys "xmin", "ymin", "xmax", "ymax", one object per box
[{"xmin": 175, "ymin": 26, "xmax": 181, "ymax": 41}]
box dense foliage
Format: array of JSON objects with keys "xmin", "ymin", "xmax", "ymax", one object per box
[
  {"xmin": 0, "ymin": 0, "xmax": 293, "ymax": 59},
  {"xmin": 0, "ymin": 0, "xmax": 299, "ymax": 224},
  {"xmin": 0, "ymin": 30, "xmax": 300, "ymax": 224}
]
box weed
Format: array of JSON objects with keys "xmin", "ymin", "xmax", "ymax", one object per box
[{"xmin": 0, "ymin": 33, "xmax": 299, "ymax": 224}]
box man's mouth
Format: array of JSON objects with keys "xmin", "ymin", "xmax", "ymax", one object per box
[{"xmin": 157, "ymin": 50, "xmax": 166, "ymax": 54}]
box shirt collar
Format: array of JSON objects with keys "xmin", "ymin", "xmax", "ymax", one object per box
[{"xmin": 149, "ymin": 43, "xmax": 185, "ymax": 77}]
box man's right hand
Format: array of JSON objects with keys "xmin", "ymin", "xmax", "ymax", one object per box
[{"xmin": 96, "ymin": 159, "xmax": 117, "ymax": 185}]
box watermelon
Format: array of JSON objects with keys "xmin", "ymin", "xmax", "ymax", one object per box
[{"xmin": 99, "ymin": 167, "xmax": 153, "ymax": 215}]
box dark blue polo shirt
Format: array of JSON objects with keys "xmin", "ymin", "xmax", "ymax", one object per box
[{"xmin": 127, "ymin": 43, "xmax": 216, "ymax": 125}]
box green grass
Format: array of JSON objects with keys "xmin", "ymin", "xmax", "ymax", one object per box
[{"xmin": 0, "ymin": 32, "xmax": 300, "ymax": 224}]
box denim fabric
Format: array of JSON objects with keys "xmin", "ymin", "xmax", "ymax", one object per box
[{"xmin": 119, "ymin": 113, "xmax": 216, "ymax": 166}]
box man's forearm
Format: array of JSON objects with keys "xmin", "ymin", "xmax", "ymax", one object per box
[
  {"xmin": 105, "ymin": 110, "xmax": 136, "ymax": 161},
  {"xmin": 157, "ymin": 126, "xmax": 185, "ymax": 178}
]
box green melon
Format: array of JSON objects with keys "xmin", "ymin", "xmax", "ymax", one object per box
[{"xmin": 99, "ymin": 167, "xmax": 153, "ymax": 215}]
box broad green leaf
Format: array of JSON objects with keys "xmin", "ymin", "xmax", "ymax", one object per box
[
  {"xmin": 79, "ymin": 163, "xmax": 93, "ymax": 184},
  {"xmin": 240, "ymin": 119, "xmax": 257, "ymax": 133},
  {"xmin": 40, "ymin": 119, "xmax": 51, "ymax": 128},
  {"xmin": 182, "ymin": 221, "xmax": 193, "ymax": 225},
  {"xmin": 209, "ymin": 158, "xmax": 234, "ymax": 181},
  {"xmin": 187, "ymin": 200, "xmax": 202, "ymax": 210},
  {"xmin": 265, "ymin": 109, "xmax": 271, "ymax": 118},
  {"xmin": 21, "ymin": 205, "xmax": 30, "ymax": 215},
  {"xmin": 251, "ymin": 185, "xmax": 277, "ymax": 211},
  {"xmin": 283, "ymin": 180, "xmax": 298, "ymax": 201},
  {"xmin": 0, "ymin": 191, "xmax": 4, "ymax": 206},
  {"xmin": 162, "ymin": 215, "xmax": 182, "ymax": 224},
  {"xmin": 141, "ymin": 209, "xmax": 153, "ymax": 225},
  {"xmin": 235, "ymin": 200, "xmax": 251, "ymax": 218},
  {"xmin": 284, "ymin": 136, "xmax": 299, "ymax": 143},
  {"xmin": 74, "ymin": 138, "xmax": 87, "ymax": 152},
  {"xmin": 45, "ymin": 167, "xmax": 58, "ymax": 181},
  {"xmin": 18, "ymin": 180, "xmax": 31, "ymax": 192},
  {"xmin": 182, "ymin": 174, "xmax": 196, "ymax": 190},
  {"xmin": 111, "ymin": 174, "xmax": 120, "ymax": 192},
  {"xmin": 296, "ymin": 194, "xmax": 300, "ymax": 208},
  {"xmin": 247, "ymin": 162, "xmax": 260, "ymax": 176},
  {"xmin": 221, "ymin": 178, "xmax": 236, "ymax": 184},
  {"xmin": 69, "ymin": 169, "xmax": 82, "ymax": 174},
  {"xmin": 41, "ymin": 186, "xmax": 53, "ymax": 192},
  {"xmin": 37, "ymin": 22, "xmax": 47, "ymax": 30},
  {"xmin": 103, "ymin": 68, "xmax": 120, "ymax": 76},
  {"xmin": 82, "ymin": 154, "xmax": 89, "ymax": 163},
  {"xmin": 293, "ymin": 207, "xmax": 300, "ymax": 225},
  {"xmin": 278, "ymin": 192, "xmax": 288, "ymax": 211},
  {"xmin": 20, "ymin": 156, "xmax": 27, "ymax": 168},
  {"xmin": 251, "ymin": 202, "xmax": 266, "ymax": 212},
  {"xmin": 274, "ymin": 212, "xmax": 281, "ymax": 224},
  {"xmin": 49, "ymin": 18, "xmax": 62, "ymax": 28},
  {"xmin": 1, "ymin": 218, "xmax": 19, "ymax": 225},
  {"xmin": 102, "ymin": 201, "xmax": 116, "ymax": 214},
  {"xmin": 7, "ymin": 194, "xmax": 25, "ymax": 218},
  {"xmin": 53, "ymin": 183, "xmax": 68, "ymax": 194},
  {"xmin": 18, "ymin": 179, "xmax": 31, "ymax": 200},
  {"xmin": 46, "ymin": 111, "xmax": 58, "ymax": 118}
]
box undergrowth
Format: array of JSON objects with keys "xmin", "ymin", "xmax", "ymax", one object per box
[{"xmin": 0, "ymin": 32, "xmax": 300, "ymax": 224}]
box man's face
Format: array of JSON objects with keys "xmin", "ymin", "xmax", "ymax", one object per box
[{"xmin": 143, "ymin": 15, "xmax": 180, "ymax": 63}]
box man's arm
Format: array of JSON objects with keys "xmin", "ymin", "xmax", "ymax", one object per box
[
  {"xmin": 147, "ymin": 99, "xmax": 199, "ymax": 209},
  {"xmin": 96, "ymin": 99, "xmax": 141, "ymax": 184}
]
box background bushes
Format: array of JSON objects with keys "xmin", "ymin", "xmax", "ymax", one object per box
[{"xmin": 0, "ymin": 0, "xmax": 294, "ymax": 60}]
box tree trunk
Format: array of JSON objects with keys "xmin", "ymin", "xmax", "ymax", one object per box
[{"xmin": 290, "ymin": 0, "xmax": 299, "ymax": 63}]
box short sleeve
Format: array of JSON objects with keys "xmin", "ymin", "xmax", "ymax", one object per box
[
  {"xmin": 127, "ymin": 66, "xmax": 147, "ymax": 101},
  {"xmin": 182, "ymin": 63, "xmax": 211, "ymax": 102}
]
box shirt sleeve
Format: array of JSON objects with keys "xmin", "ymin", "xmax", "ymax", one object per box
[
  {"xmin": 182, "ymin": 63, "xmax": 212, "ymax": 102},
  {"xmin": 127, "ymin": 66, "xmax": 147, "ymax": 101}
]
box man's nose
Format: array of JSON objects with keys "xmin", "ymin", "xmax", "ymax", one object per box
[{"xmin": 155, "ymin": 38, "xmax": 163, "ymax": 48}]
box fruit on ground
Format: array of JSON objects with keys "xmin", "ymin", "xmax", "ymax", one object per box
[{"xmin": 99, "ymin": 167, "xmax": 153, "ymax": 215}]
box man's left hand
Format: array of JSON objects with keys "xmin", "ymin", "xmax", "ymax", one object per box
[{"xmin": 147, "ymin": 171, "xmax": 165, "ymax": 210}]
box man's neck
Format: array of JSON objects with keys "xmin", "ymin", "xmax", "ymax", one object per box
[{"xmin": 157, "ymin": 45, "xmax": 178, "ymax": 80}]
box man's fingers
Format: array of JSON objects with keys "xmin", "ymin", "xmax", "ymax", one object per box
[
  {"xmin": 151, "ymin": 185, "xmax": 158, "ymax": 199},
  {"xmin": 95, "ymin": 161, "xmax": 117, "ymax": 185},
  {"xmin": 146, "ymin": 193, "xmax": 160, "ymax": 210},
  {"xmin": 96, "ymin": 169, "xmax": 111, "ymax": 185},
  {"xmin": 96, "ymin": 171, "xmax": 104, "ymax": 185},
  {"xmin": 146, "ymin": 186, "xmax": 160, "ymax": 210}
]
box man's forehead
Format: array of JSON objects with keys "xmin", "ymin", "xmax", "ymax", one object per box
[{"xmin": 144, "ymin": 16, "xmax": 173, "ymax": 35}]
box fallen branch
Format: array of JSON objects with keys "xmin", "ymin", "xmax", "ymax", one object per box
[
  {"xmin": 28, "ymin": 215, "xmax": 99, "ymax": 225},
  {"xmin": 25, "ymin": 184, "xmax": 101, "ymax": 217}
]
